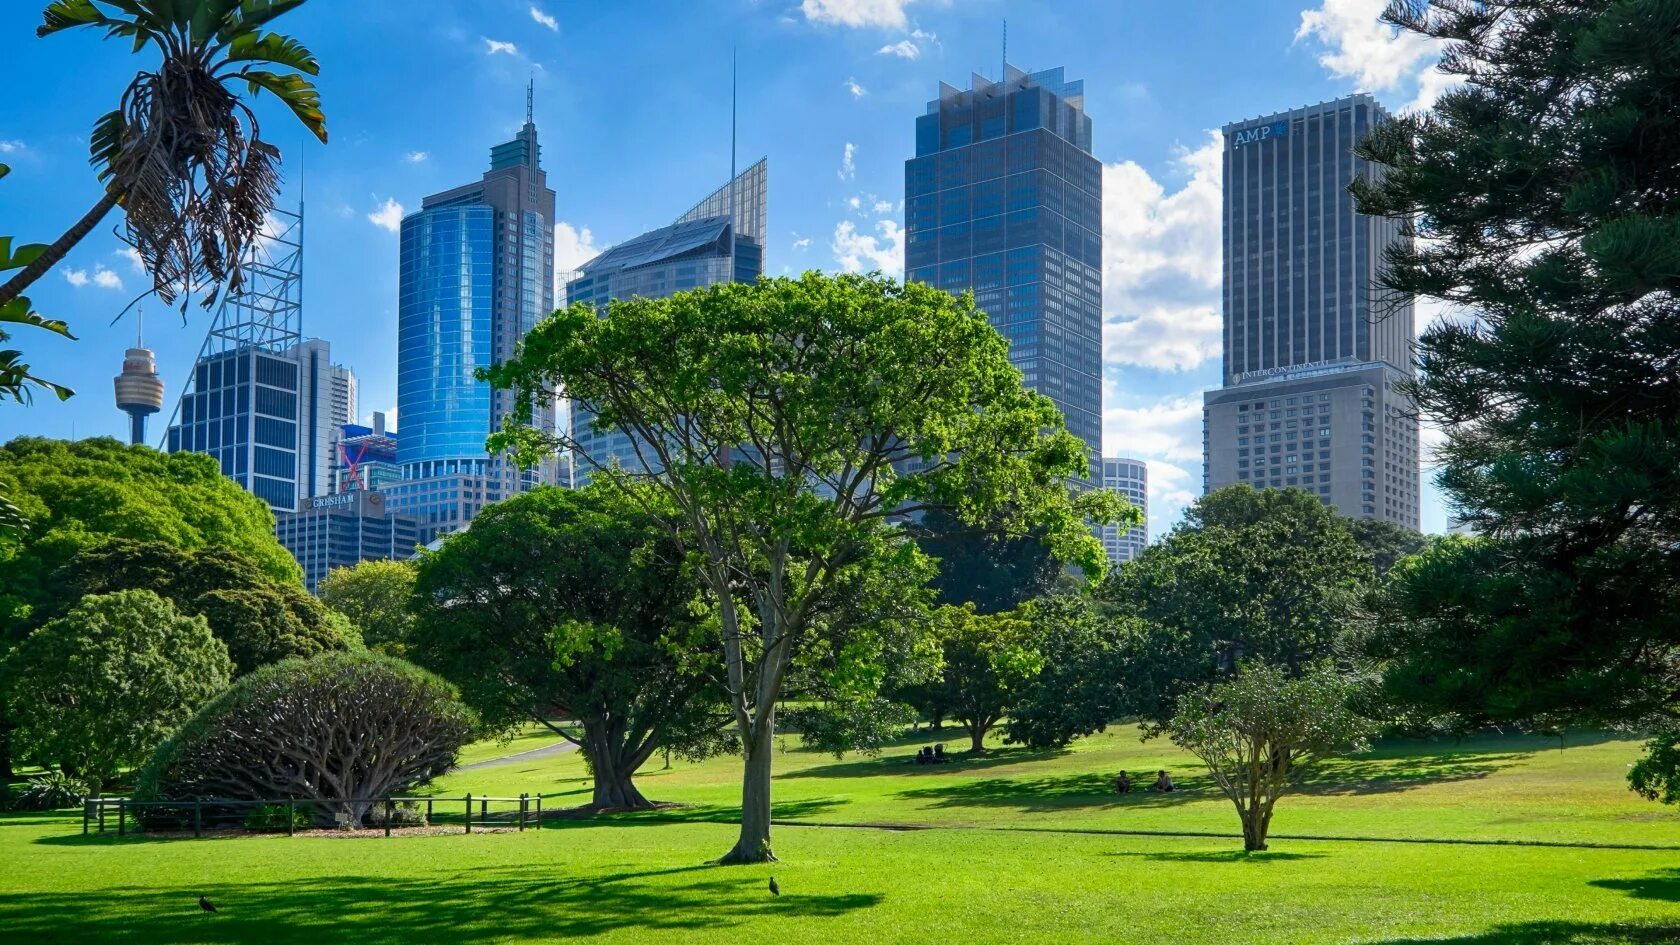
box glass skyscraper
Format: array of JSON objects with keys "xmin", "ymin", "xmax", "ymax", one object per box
[
  {"xmin": 1202, "ymin": 94, "xmax": 1420, "ymax": 528},
  {"xmin": 904, "ymin": 65, "xmax": 1102, "ymax": 458},
  {"xmin": 386, "ymin": 105, "xmax": 560, "ymax": 542},
  {"xmin": 565, "ymin": 159, "xmax": 767, "ymax": 484}
]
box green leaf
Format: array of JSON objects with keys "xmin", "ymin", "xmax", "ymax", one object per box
[
  {"xmin": 0, "ymin": 239, "xmax": 51, "ymax": 273},
  {"xmin": 1, "ymin": 298, "xmax": 76, "ymax": 341},
  {"xmin": 240, "ymin": 69, "xmax": 327, "ymax": 142},
  {"xmin": 227, "ymin": 30, "xmax": 317, "ymax": 75},
  {"xmin": 87, "ymin": 109, "xmax": 126, "ymax": 181},
  {"xmin": 233, "ymin": 0, "xmax": 308, "ymax": 31},
  {"xmin": 38, "ymin": 0, "xmax": 121, "ymax": 36}
]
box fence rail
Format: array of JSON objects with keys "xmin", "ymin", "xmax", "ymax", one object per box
[{"xmin": 81, "ymin": 793, "xmax": 548, "ymax": 838}]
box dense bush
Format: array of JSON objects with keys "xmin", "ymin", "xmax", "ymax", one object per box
[
  {"xmin": 8, "ymin": 772, "xmax": 91, "ymax": 811},
  {"xmin": 242, "ymin": 803, "xmax": 312, "ymax": 832},
  {"xmin": 3, "ymin": 590, "xmax": 233, "ymax": 793},
  {"xmin": 136, "ymin": 651, "xmax": 474, "ymax": 827}
]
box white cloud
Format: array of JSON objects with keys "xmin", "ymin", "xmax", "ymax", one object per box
[
  {"xmin": 831, "ymin": 219, "xmax": 904, "ymax": 278},
  {"xmin": 0, "ymin": 140, "xmax": 23, "ymax": 154},
  {"xmin": 1101, "ymin": 130, "xmax": 1224, "ymax": 373},
  {"xmin": 529, "ymin": 5, "xmax": 558, "ymax": 30},
  {"xmin": 871, "ymin": 199, "xmax": 893, "ymax": 215},
  {"xmin": 119, "ymin": 247, "xmax": 145, "ymax": 274},
  {"xmin": 800, "ymin": 0, "xmax": 916, "ymax": 29},
  {"xmin": 1103, "ymin": 391, "xmax": 1204, "ymax": 465},
  {"xmin": 404, "ymin": 151, "xmax": 429, "ymax": 163},
  {"xmin": 846, "ymin": 195, "xmax": 862, "ymax": 211},
  {"xmin": 1295, "ymin": 0, "xmax": 1462, "ymax": 110},
  {"xmin": 1142, "ymin": 460, "xmax": 1198, "ymax": 534},
  {"xmin": 877, "ymin": 39, "xmax": 920, "ymax": 59},
  {"xmin": 367, "ymin": 197, "xmax": 405, "ymax": 233},
  {"xmin": 844, "ymin": 77, "xmax": 867, "ymax": 98},
  {"xmin": 792, "ymin": 236, "xmax": 812, "ymax": 251},
  {"xmin": 63, "ymin": 265, "xmax": 123, "ymax": 290},
  {"xmin": 554, "ymin": 221, "xmax": 600, "ymax": 286},
  {"xmin": 838, "ymin": 141, "xmax": 856, "ymax": 181},
  {"xmin": 484, "ymin": 38, "xmax": 519, "ymax": 56}
]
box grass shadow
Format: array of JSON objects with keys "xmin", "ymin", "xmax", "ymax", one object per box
[
  {"xmin": 777, "ymin": 745, "xmax": 1071, "ymax": 780},
  {"xmin": 1370, "ymin": 921, "xmax": 1680, "ymax": 944},
  {"xmin": 1102, "ymin": 849, "xmax": 1325, "ymax": 862},
  {"xmin": 1296, "ymin": 751, "xmax": 1533, "ymax": 797},
  {"xmin": 893, "ymin": 771, "xmax": 1214, "ymax": 814},
  {"xmin": 1591, "ymin": 869, "xmax": 1680, "ymax": 902},
  {"xmin": 0, "ymin": 864, "xmax": 883, "ymax": 944}
]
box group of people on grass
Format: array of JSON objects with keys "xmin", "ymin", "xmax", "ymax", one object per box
[
  {"xmin": 1114, "ymin": 770, "xmax": 1175, "ymax": 794},
  {"xmin": 914, "ymin": 744, "xmax": 950, "ymax": 765}
]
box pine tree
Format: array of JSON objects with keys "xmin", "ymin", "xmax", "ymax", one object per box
[{"xmin": 1354, "ymin": 2, "xmax": 1680, "ymax": 734}]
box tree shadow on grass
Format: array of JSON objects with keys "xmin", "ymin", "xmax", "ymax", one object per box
[
  {"xmin": 1590, "ymin": 869, "xmax": 1680, "ymax": 902},
  {"xmin": 777, "ymin": 745, "xmax": 1071, "ymax": 780},
  {"xmin": 1369, "ymin": 921, "xmax": 1680, "ymax": 944},
  {"xmin": 1295, "ymin": 751, "xmax": 1533, "ymax": 797},
  {"xmin": 1102, "ymin": 849, "xmax": 1324, "ymax": 863},
  {"xmin": 892, "ymin": 772, "xmax": 1215, "ymax": 814},
  {"xmin": 0, "ymin": 863, "xmax": 883, "ymax": 945}
]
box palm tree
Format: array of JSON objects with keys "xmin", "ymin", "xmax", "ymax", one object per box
[{"xmin": 0, "ymin": 0, "xmax": 328, "ymax": 313}]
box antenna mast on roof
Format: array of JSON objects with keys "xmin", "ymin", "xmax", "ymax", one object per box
[
  {"xmin": 729, "ymin": 47, "xmax": 737, "ymax": 263},
  {"xmin": 1002, "ymin": 19, "xmax": 1007, "ymax": 82},
  {"xmin": 527, "ymin": 74, "xmax": 534, "ymax": 124}
]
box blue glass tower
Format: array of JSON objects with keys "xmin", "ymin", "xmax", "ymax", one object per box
[
  {"xmin": 904, "ymin": 66, "xmax": 1103, "ymax": 459},
  {"xmin": 385, "ymin": 96, "xmax": 559, "ymax": 542},
  {"xmin": 564, "ymin": 159, "xmax": 767, "ymax": 484}
]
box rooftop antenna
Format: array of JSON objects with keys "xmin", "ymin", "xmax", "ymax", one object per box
[
  {"xmin": 527, "ymin": 74, "xmax": 535, "ymax": 125},
  {"xmin": 1002, "ymin": 18, "xmax": 1007, "ymax": 83},
  {"xmin": 729, "ymin": 47, "xmax": 737, "ymax": 263}
]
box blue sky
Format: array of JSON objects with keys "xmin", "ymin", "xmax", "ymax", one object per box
[{"xmin": 0, "ymin": 0, "xmax": 1456, "ymax": 534}]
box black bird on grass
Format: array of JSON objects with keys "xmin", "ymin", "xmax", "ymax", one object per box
[
  {"xmin": 768, "ymin": 876, "xmax": 780, "ymax": 897},
  {"xmin": 198, "ymin": 896, "xmax": 217, "ymax": 914}
]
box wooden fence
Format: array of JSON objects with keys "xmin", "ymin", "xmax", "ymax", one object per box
[{"xmin": 81, "ymin": 793, "xmax": 547, "ymax": 838}]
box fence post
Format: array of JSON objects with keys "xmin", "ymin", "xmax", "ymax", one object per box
[
  {"xmin": 465, "ymin": 793, "xmax": 473, "ymax": 834},
  {"xmin": 82, "ymin": 800, "xmax": 89, "ymax": 836},
  {"xmin": 287, "ymin": 798, "xmax": 296, "ymax": 836},
  {"xmin": 98, "ymin": 799, "xmax": 106, "ymax": 833},
  {"xmin": 426, "ymin": 798, "xmax": 433, "ymax": 826},
  {"xmin": 535, "ymin": 795, "xmax": 542, "ymax": 830},
  {"xmin": 384, "ymin": 799, "xmax": 393, "ymax": 838},
  {"xmin": 518, "ymin": 793, "xmax": 526, "ymax": 832},
  {"xmin": 117, "ymin": 798, "xmax": 126, "ymax": 837},
  {"xmin": 481, "ymin": 797, "xmax": 488, "ymax": 821},
  {"xmin": 194, "ymin": 799, "xmax": 203, "ymax": 839}
]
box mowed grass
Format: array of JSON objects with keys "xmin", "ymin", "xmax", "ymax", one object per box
[{"xmin": 5, "ymin": 726, "xmax": 1680, "ymax": 944}]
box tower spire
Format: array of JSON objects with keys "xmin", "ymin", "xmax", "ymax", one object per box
[
  {"xmin": 527, "ymin": 74, "xmax": 534, "ymax": 125},
  {"xmin": 729, "ymin": 48, "xmax": 737, "ymax": 261}
]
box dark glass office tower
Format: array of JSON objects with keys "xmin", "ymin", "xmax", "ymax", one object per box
[
  {"xmin": 1202, "ymin": 94, "xmax": 1420, "ymax": 528},
  {"xmin": 904, "ymin": 65, "xmax": 1102, "ymax": 458},
  {"xmin": 386, "ymin": 101, "xmax": 560, "ymax": 542}
]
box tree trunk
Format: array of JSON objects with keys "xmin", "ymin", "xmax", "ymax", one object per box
[
  {"xmin": 967, "ymin": 720, "xmax": 989, "ymax": 753},
  {"xmin": 1241, "ymin": 808, "xmax": 1268, "ymax": 852},
  {"xmin": 930, "ymin": 710, "xmax": 944, "ymax": 731},
  {"xmin": 719, "ymin": 715, "xmax": 776, "ymax": 864},
  {"xmin": 582, "ymin": 720, "xmax": 655, "ymax": 811},
  {"xmin": 0, "ymin": 728, "xmax": 12, "ymax": 781},
  {"xmin": 0, "ymin": 190, "xmax": 123, "ymax": 308}
]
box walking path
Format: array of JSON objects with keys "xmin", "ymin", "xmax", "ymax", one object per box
[{"xmin": 452, "ymin": 738, "xmax": 578, "ymax": 772}]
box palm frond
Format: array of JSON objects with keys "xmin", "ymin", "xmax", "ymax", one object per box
[
  {"xmin": 240, "ymin": 69, "xmax": 326, "ymax": 141},
  {"xmin": 225, "ymin": 30, "xmax": 317, "ymax": 74}
]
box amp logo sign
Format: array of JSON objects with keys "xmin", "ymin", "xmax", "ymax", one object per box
[{"xmin": 1232, "ymin": 120, "xmax": 1289, "ymax": 148}]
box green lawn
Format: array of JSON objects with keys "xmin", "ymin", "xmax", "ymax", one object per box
[{"xmin": 5, "ymin": 726, "xmax": 1679, "ymax": 943}]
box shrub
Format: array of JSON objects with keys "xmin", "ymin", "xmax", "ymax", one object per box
[
  {"xmin": 3, "ymin": 590, "xmax": 233, "ymax": 794},
  {"xmin": 136, "ymin": 651, "xmax": 475, "ymax": 827},
  {"xmin": 9, "ymin": 772, "xmax": 91, "ymax": 811},
  {"xmin": 243, "ymin": 802, "xmax": 312, "ymax": 832},
  {"xmin": 364, "ymin": 800, "xmax": 427, "ymax": 828}
]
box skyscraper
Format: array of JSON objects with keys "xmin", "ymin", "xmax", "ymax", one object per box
[
  {"xmin": 904, "ymin": 65, "xmax": 1102, "ymax": 459},
  {"xmin": 273, "ymin": 490, "xmax": 420, "ymax": 593},
  {"xmin": 564, "ymin": 158, "xmax": 767, "ymax": 484},
  {"xmin": 1202, "ymin": 94, "xmax": 1420, "ymax": 528},
  {"xmin": 385, "ymin": 93, "xmax": 559, "ymax": 542},
  {"xmin": 1099, "ymin": 456, "xmax": 1148, "ymax": 564},
  {"xmin": 164, "ymin": 207, "xmax": 356, "ymax": 513}
]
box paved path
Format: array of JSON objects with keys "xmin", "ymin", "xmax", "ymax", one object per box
[{"xmin": 452, "ymin": 738, "xmax": 579, "ymax": 772}]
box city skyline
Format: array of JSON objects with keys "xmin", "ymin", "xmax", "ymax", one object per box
[{"xmin": 0, "ymin": 0, "xmax": 1461, "ymax": 534}]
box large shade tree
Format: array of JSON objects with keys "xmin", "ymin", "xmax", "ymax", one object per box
[
  {"xmin": 1100, "ymin": 485, "xmax": 1370, "ymax": 728},
  {"xmin": 487, "ymin": 272, "xmax": 1128, "ymax": 862},
  {"xmin": 409, "ymin": 485, "xmax": 728, "ymax": 811},
  {"xmin": 1351, "ymin": 1, "xmax": 1680, "ymax": 762},
  {"xmin": 1, "ymin": 0, "xmax": 328, "ymax": 311}
]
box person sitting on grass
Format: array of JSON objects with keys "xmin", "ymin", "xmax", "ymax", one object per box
[
  {"xmin": 933, "ymin": 743, "xmax": 947, "ymax": 763},
  {"xmin": 1153, "ymin": 769, "xmax": 1176, "ymax": 793},
  {"xmin": 1115, "ymin": 770, "xmax": 1132, "ymax": 794}
]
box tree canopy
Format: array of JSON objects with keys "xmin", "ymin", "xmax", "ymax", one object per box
[
  {"xmin": 1350, "ymin": 1, "xmax": 1680, "ymax": 749},
  {"xmin": 486, "ymin": 272, "xmax": 1125, "ymax": 863},
  {"xmin": 3, "ymin": 589, "xmax": 232, "ymax": 793},
  {"xmin": 910, "ymin": 507, "xmax": 1061, "ymax": 614},
  {"xmin": 1100, "ymin": 485, "xmax": 1370, "ymax": 727},
  {"xmin": 318, "ymin": 559, "xmax": 416, "ymax": 657},
  {"xmin": 409, "ymin": 485, "xmax": 727, "ymax": 810}
]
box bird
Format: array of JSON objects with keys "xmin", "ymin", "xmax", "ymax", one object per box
[
  {"xmin": 198, "ymin": 896, "xmax": 217, "ymax": 914},
  {"xmin": 768, "ymin": 876, "xmax": 780, "ymax": 897}
]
